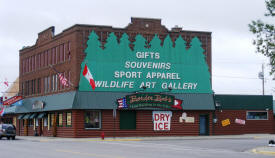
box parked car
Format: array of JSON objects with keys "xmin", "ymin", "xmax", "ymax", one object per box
[{"xmin": 0, "ymin": 124, "xmax": 16, "ymax": 140}]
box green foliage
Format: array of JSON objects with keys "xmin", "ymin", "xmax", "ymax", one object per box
[{"xmin": 249, "ymin": 0, "xmax": 275, "ymax": 75}]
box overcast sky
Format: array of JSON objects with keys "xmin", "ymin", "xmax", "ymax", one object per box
[{"xmin": 0, "ymin": 0, "xmax": 274, "ymax": 97}]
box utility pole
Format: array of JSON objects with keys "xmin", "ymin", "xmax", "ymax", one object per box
[
  {"xmin": 258, "ymin": 63, "xmax": 265, "ymax": 95},
  {"xmin": 262, "ymin": 64, "xmax": 264, "ymax": 95}
]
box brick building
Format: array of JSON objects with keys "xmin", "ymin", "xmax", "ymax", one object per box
[{"xmin": 11, "ymin": 17, "xmax": 273, "ymax": 138}]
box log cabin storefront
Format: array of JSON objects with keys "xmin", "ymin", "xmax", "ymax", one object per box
[{"xmin": 9, "ymin": 17, "xmax": 273, "ymax": 138}]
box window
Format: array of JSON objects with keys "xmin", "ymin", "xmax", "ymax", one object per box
[
  {"xmin": 41, "ymin": 52, "xmax": 44, "ymax": 67},
  {"xmin": 44, "ymin": 77, "xmax": 47, "ymax": 93},
  {"xmin": 84, "ymin": 111, "xmax": 101, "ymax": 129},
  {"xmin": 22, "ymin": 59, "xmax": 25, "ymax": 74},
  {"xmin": 34, "ymin": 55, "xmax": 37, "ymax": 71},
  {"xmin": 48, "ymin": 50, "xmax": 51, "ymax": 66},
  {"xmin": 57, "ymin": 113, "xmax": 63, "ymax": 127},
  {"xmin": 246, "ymin": 111, "xmax": 268, "ymax": 120},
  {"xmin": 37, "ymin": 78, "xmax": 41, "ymax": 94},
  {"xmin": 66, "ymin": 112, "xmax": 72, "ymax": 126},
  {"xmin": 47, "ymin": 76, "xmax": 50, "ymax": 93},
  {"xmin": 28, "ymin": 57, "xmax": 31, "ymax": 72},
  {"xmin": 63, "ymin": 43, "xmax": 66, "ymax": 61},
  {"xmin": 55, "ymin": 47, "xmax": 58, "ymax": 64},
  {"xmin": 68, "ymin": 41, "xmax": 71, "ymax": 60},
  {"xmin": 32, "ymin": 56, "xmax": 35, "ymax": 71},
  {"xmin": 52, "ymin": 75, "xmax": 55, "ymax": 92},
  {"xmin": 120, "ymin": 111, "xmax": 136, "ymax": 130},
  {"xmin": 38, "ymin": 54, "xmax": 41, "ymax": 69},
  {"xmin": 52, "ymin": 48, "xmax": 55, "ymax": 65},
  {"xmin": 44, "ymin": 117, "xmax": 48, "ymax": 126},
  {"xmin": 55, "ymin": 74, "xmax": 58, "ymax": 91},
  {"xmin": 60, "ymin": 45, "xmax": 63, "ymax": 62}
]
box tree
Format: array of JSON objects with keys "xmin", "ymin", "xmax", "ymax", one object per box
[{"xmin": 249, "ymin": 0, "xmax": 275, "ymax": 76}]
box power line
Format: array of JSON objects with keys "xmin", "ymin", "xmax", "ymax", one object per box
[{"xmin": 213, "ymin": 75, "xmax": 258, "ymax": 79}]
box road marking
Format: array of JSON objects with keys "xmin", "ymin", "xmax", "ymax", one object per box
[
  {"xmin": 56, "ymin": 149, "xmax": 125, "ymax": 158},
  {"xmin": 252, "ymin": 149, "xmax": 275, "ymax": 156}
]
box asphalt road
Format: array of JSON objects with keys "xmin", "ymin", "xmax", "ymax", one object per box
[{"xmin": 0, "ymin": 137, "xmax": 273, "ymax": 158}]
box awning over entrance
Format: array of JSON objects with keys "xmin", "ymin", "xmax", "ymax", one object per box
[
  {"xmin": 37, "ymin": 113, "xmax": 47, "ymax": 119},
  {"xmin": 74, "ymin": 92, "xmax": 215, "ymax": 110},
  {"xmin": 17, "ymin": 114, "xmax": 25, "ymax": 120},
  {"xmin": 22, "ymin": 114, "xmax": 31, "ymax": 119},
  {"xmin": 15, "ymin": 91, "xmax": 76, "ymax": 113},
  {"xmin": 29, "ymin": 113, "xmax": 38, "ymax": 119}
]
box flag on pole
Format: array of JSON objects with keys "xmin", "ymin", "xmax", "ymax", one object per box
[
  {"xmin": 172, "ymin": 99, "xmax": 183, "ymax": 110},
  {"xmin": 58, "ymin": 73, "xmax": 69, "ymax": 87},
  {"xmin": 0, "ymin": 108, "xmax": 5, "ymax": 116},
  {"xmin": 82, "ymin": 64, "xmax": 96, "ymax": 90},
  {"xmin": 117, "ymin": 97, "xmax": 128, "ymax": 109}
]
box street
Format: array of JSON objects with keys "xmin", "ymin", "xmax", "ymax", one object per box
[{"xmin": 0, "ymin": 136, "xmax": 274, "ymax": 158}]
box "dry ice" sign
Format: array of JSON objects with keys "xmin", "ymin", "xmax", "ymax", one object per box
[{"xmin": 153, "ymin": 111, "xmax": 172, "ymax": 131}]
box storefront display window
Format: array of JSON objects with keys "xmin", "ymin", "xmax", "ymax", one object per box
[
  {"xmin": 84, "ymin": 111, "xmax": 101, "ymax": 129},
  {"xmin": 58, "ymin": 113, "xmax": 63, "ymax": 126},
  {"xmin": 66, "ymin": 112, "xmax": 72, "ymax": 126},
  {"xmin": 246, "ymin": 111, "xmax": 268, "ymax": 120}
]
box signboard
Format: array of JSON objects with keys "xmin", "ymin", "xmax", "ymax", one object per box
[
  {"xmin": 185, "ymin": 117, "xmax": 195, "ymax": 123},
  {"xmin": 3, "ymin": 96, "xmax": 23, "ymax": 105},
  {"xmin": 32, "ymin": 100, "xmax": 44, "ymax": 110},
  {"xmin": 153, "ymin": 111, "xmax": 172, "ymax": 131},
  {"xmin": 235, "ymin": 118, "xmax": 245, "ymax": 125},
  {"xmin": 117, "ymin": 93, "xmax": 182, "ymax": 110},
  {"xmin": 79, "ymin": 32, "xmax": 212, "ymax": 93},
  {"xmin": 221, "ymin": 119, "xmax": 230, "ymax": 127}
]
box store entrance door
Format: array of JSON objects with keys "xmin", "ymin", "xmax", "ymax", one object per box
[{"xmin": 199, "ymin": 114, "xmax": 209, "ymax": 135}]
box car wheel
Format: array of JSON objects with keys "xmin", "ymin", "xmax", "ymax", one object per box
[
  {"xmin": 7, "ymin": 136, "xmax": 10, "ymax": 140},
  {"xmin": 12, "ymin": 136, "xmax": 15, "ymax": 140}
]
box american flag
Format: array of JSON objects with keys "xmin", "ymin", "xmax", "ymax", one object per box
[
  {"xmin": 117, "ymin": 97, "xmax": 128, "ymax": 109},
  {"xmin": 58, "ymin": 73, "xmax": 69, "ymax": 87}
]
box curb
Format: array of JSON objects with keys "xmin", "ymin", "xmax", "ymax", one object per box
[{"xmin": 252, "ymin": 148, "xmax": 275, "ymax": 156}]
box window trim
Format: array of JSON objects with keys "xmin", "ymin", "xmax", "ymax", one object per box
[
  {"xmin": 84, "ymin": 110, "xmax": 101, "ymax": 130},
  {"xmin": 246, "ymin": 111, "xmax": 268, "ymax": 120}
]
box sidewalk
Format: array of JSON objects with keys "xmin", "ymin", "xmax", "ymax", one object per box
[{"xmin": 16, "ymin": 133, "xmax": 275, "ymax": 141}]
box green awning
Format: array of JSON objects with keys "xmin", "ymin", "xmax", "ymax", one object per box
[
  {"xmin": 22, "ymin": 114, "xmax": 31, "ymax": 119},
  {"xmin": 37, "ymin": 113, "xmax": 47, "ymax": 119},
  {"xmin": 29, "ymin": 113, "xmax": 38, "ymax": 119},
  {"xmin": 16, "ymin": 91, "xmax": 76, "ymax": 113},
  {"xmin": 17, "ymin": 114, "xmax": 25, "ymax": 120}
]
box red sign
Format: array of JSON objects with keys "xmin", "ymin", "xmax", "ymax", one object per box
[{"xmin": 3, "ymin": 96, "xmax": 23, "ymax": 105}]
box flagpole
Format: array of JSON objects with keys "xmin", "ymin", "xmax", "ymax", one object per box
[{"xmin": 49, "ymin": 64, "xmax": 74, "ymax": 87}]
